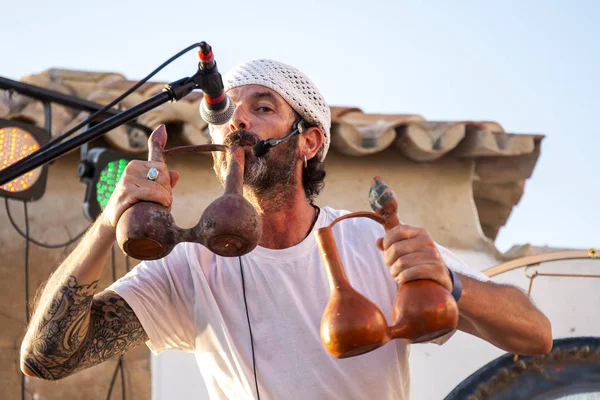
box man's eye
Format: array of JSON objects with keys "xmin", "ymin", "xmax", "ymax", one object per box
[{"xmin": 256, "ymin": 106, "xmax": 273, "ymax": 113}]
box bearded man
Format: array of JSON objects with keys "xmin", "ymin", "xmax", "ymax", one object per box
[{"xmin": 20, "ymin": 59, "xmax": 552, "ymax": 400}]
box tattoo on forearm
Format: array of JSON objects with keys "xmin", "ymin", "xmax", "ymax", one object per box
[
  {"xmin": 23, "ymin": 277, "xmax": 148, "ymax": 380},
  {"xmin": 23, "ymin": 276, "xmax": 97, "ymax": 379}
]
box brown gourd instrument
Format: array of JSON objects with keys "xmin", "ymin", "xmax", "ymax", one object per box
[
  {"xmin": 116, "ymin": 125, "xmax": 262, "ymax": 260},
  {"xmin": 315, "ymin": 177, "xmax": 459, "ymax": 358}
]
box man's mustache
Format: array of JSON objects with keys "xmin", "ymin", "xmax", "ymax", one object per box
[{"xmin": 224, "ymin": 130, "xmax": 259, "ymax": 147}]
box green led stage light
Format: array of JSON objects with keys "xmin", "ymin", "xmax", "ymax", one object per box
[
  {"xmin": 0, "ymin": 119, "xmax": 49, "ymax": 201},
  {"xmin": 96, "ymin": 158, "xmax": 127, "ymax": 209},
  {"xmin": 79, "ymin": 148, "xmax": 132, "ymax": 222}
]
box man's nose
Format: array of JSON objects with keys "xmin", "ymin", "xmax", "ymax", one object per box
[{"xmin": 229, "ymin": 105, "xmax": 249, "ymax": 132}]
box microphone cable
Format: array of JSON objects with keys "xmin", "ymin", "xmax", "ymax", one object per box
[
  {"xmin": 5, "ymin": 198, "xmax": 88, "ymax": 248},
  {"xmin": 235, "ymin": 206, "xmax": 319, "ymax": 400},
  {"xmin": 238, "ymin": 256, "xmax": 261, "ymax": 400},
  {"xmin": 21, "ymin": 201, "xmax": 30, "ymax": 400},
  {"xmin": 11, "ymin": 42, "xmax": 206, "ymax": 166},
  {"xmin": 105, "ymin": 245, "xmax": 126, "ymax": 400}
]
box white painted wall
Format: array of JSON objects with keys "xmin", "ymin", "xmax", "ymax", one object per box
[{"xmin": 150, "ymin": 247, "xmax": 600, "ymax": 400}]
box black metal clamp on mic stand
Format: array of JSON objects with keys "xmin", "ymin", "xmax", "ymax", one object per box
[{"xmin": 0, "ymin": 42, "xmax": 224, "ymax": 187}]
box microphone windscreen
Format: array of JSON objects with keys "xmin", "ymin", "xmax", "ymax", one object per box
[
  {"xmin": 252, "ymin": 141, "xmax": 270, "ymax": 157},
  {"xmin": 199, "ymin": 96, "xmax": 235, "ymax": 125}
]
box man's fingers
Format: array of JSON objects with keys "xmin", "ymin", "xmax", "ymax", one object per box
[
  {"xmin": 382, "ymin": 236, "xmax": 429, "ymax": 266},
  {"xmin": 375, "ymin": 223, "xmax": 452, "ymax": 292},
  {"xmin": 389, "ymin": 252, "xmax": 437, "ymax": 277},
  {"xmin": 394, "ymin": 263, "xmax": 453, "ymax": 292},
  {"xmin": 134, "ymin": 185, "xmax": 172, "ymax": 208},
  {"xmin": 141, "ymin": 161, "xmax": 173, "ymax": 191},
  {"xmin": 381, "ymin": 225, "xmax": 422, "ymax": 250},
  {"xmin": 122, "ymin": 160, "xmax": 172, "ymax": 188},
  {"xmin": 102, "ymin": 160, "xmax": 176, "ymax": 228},
  {"xmin": 120, "ymin": 174, "xmax": 173, "ymax": 208}
]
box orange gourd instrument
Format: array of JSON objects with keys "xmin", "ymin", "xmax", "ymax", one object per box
[{"xmin": 315, "ymin": 177, "xmax": 459, "ymax": 358}]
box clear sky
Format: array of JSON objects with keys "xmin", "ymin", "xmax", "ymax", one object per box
[{"xmin": 2, "ymin": 0, "xmax": 598, "ymax": 252}]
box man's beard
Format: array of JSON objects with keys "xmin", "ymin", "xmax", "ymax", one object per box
[{"xmin": 212, "ymin": 129, "xmax": 299, "ymax": 197}]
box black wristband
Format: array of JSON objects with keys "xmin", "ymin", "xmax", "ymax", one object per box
[{"xmin": 448, "ymin": 268, "xmax": 463, "ymax": 302}]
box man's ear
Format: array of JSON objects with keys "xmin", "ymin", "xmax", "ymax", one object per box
[{"xmin": 301, "ymin": 125, "xmax": 324, "ymax": 161}]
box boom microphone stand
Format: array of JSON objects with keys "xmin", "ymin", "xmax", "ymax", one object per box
[{"xmin": 0, "ymin": 42, "xmax": 222, "ymax": 187}]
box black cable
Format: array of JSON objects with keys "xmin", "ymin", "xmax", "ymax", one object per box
[
  {"xmin": 239, "ymin": 256, "xmax": 260, "ymax": 400},
  {"xmin": 21, "ymin": 361, "xmax": 26, "ymax": 400},
  {"xmin": 122, "ymin": 252, "xmax": 132, "ymax": 398},
  {"xmin": 111, "ymin": 245, "xmax": 117, "ymax": 281},
  {"xmin": 105, "ymin": 360, "xmax": 121, "ymax": 400},
  {"xmin": 21, "ymin": 201, "xmax": 31, "ymax": 400},
  {"xmin": 118, "ymin": 254, "xmax": 127, "ymax": 400},
  {"xmin": 119, "ymin": 357, "xmax": 126, "ymax": 400},
  {"xmin": 23, "ymin": 201, "xmax": 31, "ymax": 324},
  {"xmin": 121, "ymin": 255, "xmax": 130, "ymax": 399},
  {"xmin": 13, "ymin": 43, "xmax": 204, "ymax": 166},
  {"xmin": 5, "ymin": 198, "xmax": 88, "ymax": 249},
  {"xmin": 106, "ymin": 245, "xmax": 127, "ymax": 400}
]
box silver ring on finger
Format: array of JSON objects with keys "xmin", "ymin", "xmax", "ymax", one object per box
[{"xmin": 147, "ymin": 167, "xmax": 159, "ymax": 181}]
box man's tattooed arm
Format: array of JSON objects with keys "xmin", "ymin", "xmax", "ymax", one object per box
[
  {"xmin": 21, "ymin": 193, "xmax": 151, "ymax": 379},
  {"xmin": 21, "ymin": 277, "xmax": 148, "ymax": 380}
]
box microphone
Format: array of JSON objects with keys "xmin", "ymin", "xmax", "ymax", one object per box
[
  {"xmin": 252, "ymin": 120, "xmax": 308, "ymax": 157},
  {"xmin": 198, "ymin": 42, "xmax": 235, "ymax": 125}
]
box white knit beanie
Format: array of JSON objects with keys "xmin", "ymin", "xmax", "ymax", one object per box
[{"xmin": 222, "ymin": 59, "xmax": 331, "ymax": 162}]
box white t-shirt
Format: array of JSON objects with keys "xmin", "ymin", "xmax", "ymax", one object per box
[{"xmin": 109, "ymin": 206, "xmax": 488, "ymax": 400}]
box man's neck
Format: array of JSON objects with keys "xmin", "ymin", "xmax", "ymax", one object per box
[{"xmin": 244, "ymin": 184, "xmax": 318, "ymax": 250}]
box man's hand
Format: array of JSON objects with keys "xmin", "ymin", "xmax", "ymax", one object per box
[
  {"xmin": 375, "ymin": 225, "xmax": 553, "ymax": 355},
  {"xmin": 101, "ymin": 159, "xmax": 180, "ymax": 231},
  {"xmin": 376, "ymin": 225, "xmax": 453, "ymax": 292}
]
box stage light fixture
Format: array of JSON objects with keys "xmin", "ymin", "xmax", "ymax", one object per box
[
  {"xmin": 0, "ymin": 119, "xmax": 49, "ymax": 201},
  {"xmin": 79, "ymin": 147, "xmax": 133, "ymax": 222}
]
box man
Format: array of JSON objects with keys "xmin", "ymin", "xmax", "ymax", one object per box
[{"xmin": 20, "ymin": 59, "xmax": 552, "ymax": 399}]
